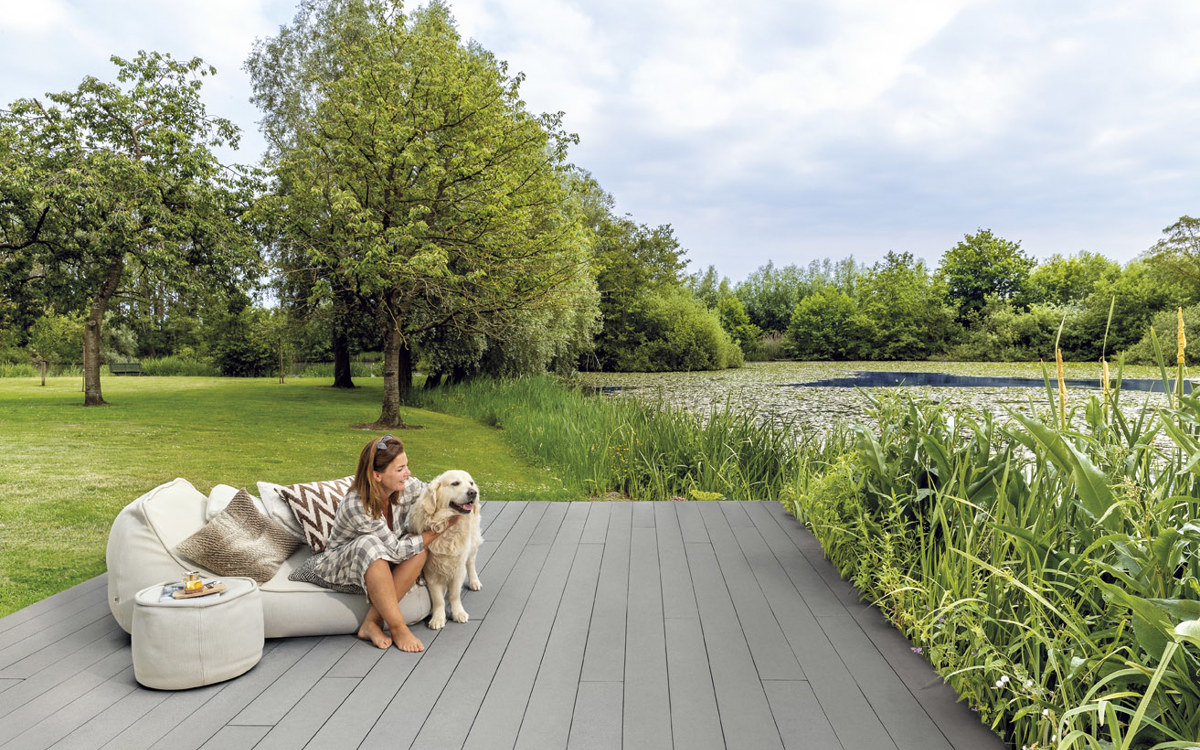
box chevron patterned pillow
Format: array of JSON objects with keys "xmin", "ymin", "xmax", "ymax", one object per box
[{"xmin": 278, "ymin": 476, "xmax": 354, "ymax": 552}]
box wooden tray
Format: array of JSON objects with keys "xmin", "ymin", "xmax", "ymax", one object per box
[{"xmin": 172, "ymin": 582, "xmax": 226, "ymax": 599}]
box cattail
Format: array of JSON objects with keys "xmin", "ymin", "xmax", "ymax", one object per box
[
  {"xmin": 1101, "ymin": 358, "xmax": 1110, "ymax": 398},
  {"xmin": 1178, "ymin": 307, "xmax": 1187, "ymax": 366},
  {"xmin": 1056, "ymin": 348, "xmax": 1067, "ymax": 429}
]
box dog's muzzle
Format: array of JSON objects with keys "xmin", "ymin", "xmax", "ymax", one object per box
[{"xmin": 450, "ymin": 488, "xmax": 478, "ymax": 514}]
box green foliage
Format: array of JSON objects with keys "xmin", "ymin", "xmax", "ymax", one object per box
[
  {"xmin": 1028, "ymin": 251, "xmax": 1121, "ymax": 306},
  {"xmin": 209, "ymin": 306, "xmax": 284, "ymax": 377},
  {"xmin": 601, "ymin": 287, "xmax": 743, "ymax": 372},
  {"xmin": 139, "ymin": 356, "xmax": 220, "ymax": 377},
  {"xmin": 1144, "ymin": 215, "xmax": 1200, "ymax": 305},
  {"xmin": 27, "ymin": 310, "xmax": 85, "ymax": 368},
  {"xmin": 1072, "ymin": 260, "xmax": 1185, "ymax": 360},
  {"xmin": 786, "ymin": 286, "xmax": 865, "ymax": 360},
  {"xmin": 409, "ymin": 375, "xmax": 817, "ymax": 502},
  {"xmin": 783, "ymin": 366, "xmax": 1200, "ymax": 749},
  {"xmin": 948, "ymin": 298, "xmax": 1074, "ymax": 361},
  {"xmin": 854, "ymin": 251, "xmax": 955, "ymax": 359},
  {"xmin": 715, "ymin": 295, "xmax": 763, "ymax": 357},
  {"xmin": 1126, "ymin": 304, "xmax": 1200, "ymax": 365},
  {"xmin": 0, "ymin": 50, "xmax": 258, "ymax": 404},
  {"xmin": 734, "ymin": 259, "xmax": 857, "ymax": 334},
  {"xmin": 253, "ymin": 0, "xmax": 591, "ymax": 420},
  {"xmin": 938, "ymin": 229, "xmax": 1035, "ymax": 319}
]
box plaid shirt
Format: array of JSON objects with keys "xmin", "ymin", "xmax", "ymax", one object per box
[{"xmin": 309, "ymin": 477, "xmax": 427, "ymax": 592}]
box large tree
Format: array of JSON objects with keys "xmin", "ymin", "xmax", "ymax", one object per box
[
  {"xmin": 0, "ymin": 52, "xmax": 256, "ymax": 404},
  {"xmin": 938, "ymin": 229, "xmax": 1034, "ymax": 320},
  {"xmin": 1144, "ymin": 216, "xmax": 1200, "ymax": 305},
  {"xmin": 259, "ymin": 0, "xmax": 589, "ymax": 426}
]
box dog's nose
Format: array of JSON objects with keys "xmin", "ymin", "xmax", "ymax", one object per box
[{"xmin": 467, "ymin": 488, "xmax": 478, "ymax": 500}]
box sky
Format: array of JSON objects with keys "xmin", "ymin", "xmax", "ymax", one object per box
[{"xmin": 2, "ymin": 0, "xmax": 1199, "ymax": 282}]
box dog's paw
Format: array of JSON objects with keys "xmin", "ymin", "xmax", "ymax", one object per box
[
  {"xmin": 467, "ymin": 578, "xmax": 482, "ymax": 591},
  {"xmin": 451, "ymin": 607, "xmax": 469, "ymax": 623},
  {"xmin": 427, "ymin": 613, "xmax": 447, "ymax": 630}
]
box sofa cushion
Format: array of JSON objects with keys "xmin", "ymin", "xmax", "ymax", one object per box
[
  {"xmin": 207, "ymin": 484, "xmax": 269, "ymax": 520},
  {"xmin": 255, "ymin": 481, "xmax": 307, "ymax": 541},
  {"xmin": 176, "ymin": 489, "xmax": 301, "ymax": 584},
  {"xmin": 107, "ymin": 478, "xmax": 209, "ymax": 633},
  {"xmin": 278, "ymin": 476, "xmax": 354, "ymax": 552}
]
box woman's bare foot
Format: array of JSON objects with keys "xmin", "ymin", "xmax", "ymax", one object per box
[
  {"xmin": 390, "ymin": 623, "xmax": 425, "ymax": 653},
  {"xmin": 357, "ymin": 620, "xmax": 392, "ymax": 649}
]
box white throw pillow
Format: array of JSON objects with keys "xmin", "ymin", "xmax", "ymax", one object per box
[
  {"xmin": 207, "ymin": 484, "xmax": 268, "ymax": 520},
  {"xmin": 257, "ymin": 481, "xmax": 307, "ymax": 541}
]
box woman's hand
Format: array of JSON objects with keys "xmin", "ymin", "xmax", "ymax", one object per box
[{"xmin": 421, "ymin": 514, "xmax": 462, "ymax": 546}]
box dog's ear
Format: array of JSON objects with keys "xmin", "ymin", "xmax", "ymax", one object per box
[{"xmin": 420, "ymin": 478, "xmax": 440, "ymax": 517}]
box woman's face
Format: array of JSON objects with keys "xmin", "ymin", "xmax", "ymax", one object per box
[{"xmin": 373, "ymin": 450, "xmax": 411, "ymax": 498}]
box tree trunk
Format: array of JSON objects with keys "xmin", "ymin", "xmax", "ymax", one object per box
[
  {"xmin": 39, "ymin": 359, "xmax": 46, "ymax": 387},
  {"xmin": 331, "ymin": 289, "xmax": 355, "ymax": 388},
  {"xmin": 376, "ymin": 324, "xmax": 408, "ymax": 428},
  {"xmin": 83, "ymin": 256, "xmax": 123, "ymax": 406},
  {"xmin": 331, "ymin": 326, "xmax": 354, "ymax": 389}
]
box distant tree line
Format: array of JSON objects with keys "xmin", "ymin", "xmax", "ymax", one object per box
[{"xmin": 688, "ymin": 221, "xmax": 1200, "ymax": 366}]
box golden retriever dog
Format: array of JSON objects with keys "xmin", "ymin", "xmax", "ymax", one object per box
[{"xmin": 408, "ymin": 470, "xmax": 483, "ymax": 629}]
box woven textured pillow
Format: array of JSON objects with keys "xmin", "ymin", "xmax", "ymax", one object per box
[
  {"xmin": 175, "ymin": 489, "xmax": 301, "ymax": 584},
  {"xmin": 278, "ymin": 476, "xmax": 354, "ymax": 552}
]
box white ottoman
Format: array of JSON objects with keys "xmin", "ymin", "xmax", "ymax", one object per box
[{"xmin": 132, "ymin": 577, "xmax": 264, "ymax": 690}]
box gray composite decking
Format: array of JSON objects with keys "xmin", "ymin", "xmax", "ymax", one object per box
[{"xmin": 0, "ymin": 501, "xmax": 1006, "ymax": 749}]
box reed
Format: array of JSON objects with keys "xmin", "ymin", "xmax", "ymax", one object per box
[
  {"xmin": 407, "ymin": 375, "xmax": 834, "ymax": 502},
  {"xmin": 784, "ymin": 351, "xmax": 1200, "ymax": 748}
]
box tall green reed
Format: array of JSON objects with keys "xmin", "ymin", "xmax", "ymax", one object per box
[
  {"xmin": 407, "ymin": 375, "xmax": 836, "ymax": 502},
  {"xmin": 789, "ymin": 343, "xmax": 1200, "ymax": 749}
]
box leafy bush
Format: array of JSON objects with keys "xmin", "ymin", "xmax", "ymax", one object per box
[
  {"xmin": 1126, "ymin": 304, "xmax": 1200, "ymax": 365},
  {"xmin": 606, "ymin": 288, "xmax": 743, "ymax": 372},
  {"xmin": 785, "ymin": 287, "xmax": 866, "ymax": 360}
]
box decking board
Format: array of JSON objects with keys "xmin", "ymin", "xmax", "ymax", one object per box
[{"xmin": 0, "ymin": 500, "xmax": 1005, "ymax": 749}]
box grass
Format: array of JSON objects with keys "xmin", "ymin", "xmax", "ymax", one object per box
[{"xmin": 0, "ymin": 375, "xmax": 573, "ymax": 617}]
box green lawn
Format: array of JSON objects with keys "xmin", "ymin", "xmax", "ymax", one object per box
[{"xmin": 0, "ymin": 376, "xmax": 574, "ymax": 617}]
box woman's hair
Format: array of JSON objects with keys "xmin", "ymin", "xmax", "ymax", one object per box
[{"xmin": 352, "ymin": 434, "xmax": 406, "ymax": 519}]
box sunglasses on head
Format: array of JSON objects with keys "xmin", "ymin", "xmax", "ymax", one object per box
[{"xmin": 377, "ymin": 434, "xmax": 395, "ymax": 451}]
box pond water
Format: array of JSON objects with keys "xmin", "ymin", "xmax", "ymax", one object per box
[
  {"xmin": 792, "ymin": 370, "xmax": 1191, "ymax": 393},
  {"xmin": 578, "ymin": 362, "xmax": 1179, "ymax": 438}
]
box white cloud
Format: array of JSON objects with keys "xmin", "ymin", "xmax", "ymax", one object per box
[{"xmin": 0, "ymin": 0, "xmax": 69, "ymax": 33}]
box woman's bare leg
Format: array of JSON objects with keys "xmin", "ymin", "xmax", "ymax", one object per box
[
  {"xmin": 362, "ymin": 554, "xmax": 427, "ymax": 652},
  {"xmin": 358, "ymin": 560, "xmax": 394, "ymax": 649}
]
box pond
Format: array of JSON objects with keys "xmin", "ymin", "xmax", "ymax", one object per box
[
  {"xmin": 791, "ymin": 370, "xmax": 1191, "ymax": 393},
  {"xmin": 576, "ymin": 362, "xmax": 1180, "ymax": 438}
]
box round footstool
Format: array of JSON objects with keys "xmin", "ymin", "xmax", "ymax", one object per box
[{"xmin": 132, "ymin": 577, "xmax": 264, "ymax": 690}]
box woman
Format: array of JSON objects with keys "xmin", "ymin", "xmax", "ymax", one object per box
[{"xmin": 311, "ymin": 434, "xmax": 458, "ymax": 652}]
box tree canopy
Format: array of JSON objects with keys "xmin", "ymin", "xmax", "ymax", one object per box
[
  {"xmin": 938, "ymin": 229, "xmax": 1035, "ymax": 320},
  {"xmin": 252, "ymin": 0, "xmax": 592, "ymax": 425},
  {"xmin": 0, "ymin": 51, "xmax": 256, "ymax": 404}
]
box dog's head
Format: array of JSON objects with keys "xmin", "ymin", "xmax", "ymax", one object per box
[{"xmin": 422, "ymin": 470, "xmax": 480, "ymax": 518}]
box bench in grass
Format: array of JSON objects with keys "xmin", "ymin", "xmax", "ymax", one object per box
[{"xmin": 108, "ymin": 362, "xmax": 143, "ymax": 375}]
